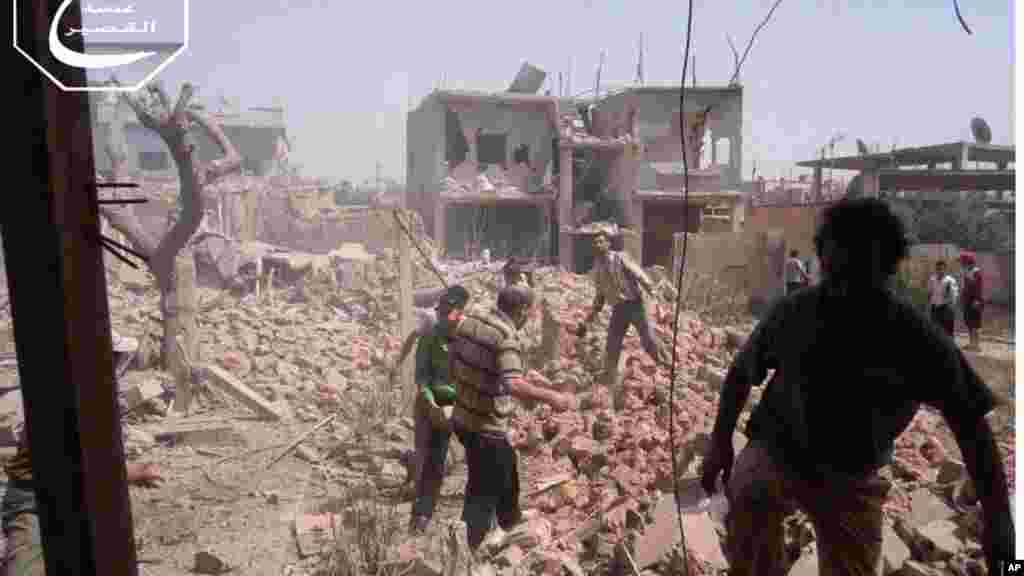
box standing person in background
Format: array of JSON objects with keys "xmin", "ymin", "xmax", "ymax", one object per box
[
  {"xmin": 928, "ymin": 260, "xmax": 958, "ymax": 338},
  {"xmin": 785, "ymin": 249, "xmax": 809, "ymax": 295},
  {"xmin": 959, "ymin": 251, "xmax": 984, "ymax": 351},
  {"xmin": 502, "ymin": 257, "xmax": 532, "ymax": 289}
]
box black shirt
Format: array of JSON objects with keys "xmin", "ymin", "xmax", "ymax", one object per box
[{"xmin": 732, "ymin": 281, "xmax": 997, "ymax": 482}]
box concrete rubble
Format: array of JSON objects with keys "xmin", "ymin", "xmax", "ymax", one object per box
[{"xmin": 0, "ymin": 233, "xmax": 1014, "ymax": 576}]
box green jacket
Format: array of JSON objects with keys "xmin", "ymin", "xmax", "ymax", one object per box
[{"xmin": 415, "ymin": 321, "xmax": 456, "ymax": 405}]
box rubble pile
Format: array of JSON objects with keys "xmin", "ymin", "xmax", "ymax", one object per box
[
  {"xmin": 2, "ymin": 250, "xmax": 1012, "ymax": 576},
  {"xmin": 388, "ymin": 266, "xmax": 1013, "ymax": 575}
]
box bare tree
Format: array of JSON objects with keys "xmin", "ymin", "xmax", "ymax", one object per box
[
  {"xmin": 727, "ymin": 0, "xmax": 785, "ymax": 86},
  {"xmin": 100, "ymin": 81, "xmax": 242, "ymax": 368}
]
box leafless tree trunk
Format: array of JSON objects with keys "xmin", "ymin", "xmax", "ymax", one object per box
[{"xmin": 100, "ymin": 81, "xmax": 242, "ymax": 369}]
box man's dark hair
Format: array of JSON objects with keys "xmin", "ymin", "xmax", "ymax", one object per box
[
  {"xmin": 441, "ymin": 285, "xmax": 470, "ymax": 309},
  {"xmin": 497, "ymin": 285, "xmax": 535, "ymax": 316},
  {"xmin": 814, "ymin": 198, "xmax": 909, "ymax": 284},
  {"xmin": 790, "ymin": 249, "xmax": 799, "ymax": 258}
]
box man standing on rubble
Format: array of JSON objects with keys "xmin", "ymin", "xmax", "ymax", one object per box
[
  {"xmin": 408, "ymin": 285, "xmax": 471, "ymax": 534},
  {"xmin": 928, "ymin": 259, "xmax": 958, "ymax": 338},
  {"xmin": 701, "ymin": 198, "xmax": 1014, "ymax": 575},
  {"xmin": 577, "ymin": 230, "xmax": 668, "ymax": 394},
  {"xmin": 785, "ymin": 249, "xmax": 810, "ymax": 295},
  {"xmin": 449, "ymin": 285, "xmax": 575, "ymax": 549},
  {"xmin": 959, "ymin": 251, "xmax": 984, "ymax": 351}
]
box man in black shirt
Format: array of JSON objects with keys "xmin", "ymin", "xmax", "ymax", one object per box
[{"xmin": 701, "ymin": 198, "xmax": 1014, "ymax": 574}]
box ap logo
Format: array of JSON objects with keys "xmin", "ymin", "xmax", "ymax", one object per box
[{"xmin": 13, "ymin": 0, "xmax": 188, "ymax": 92}]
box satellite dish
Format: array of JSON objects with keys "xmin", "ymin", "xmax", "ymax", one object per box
[
  {"xmin": 856, "ymin": 139, "xmax": 869, "ymax": 156},
  {"xmin": 970, "ymin": 117, "xmax": 992, "ymax": 144}
]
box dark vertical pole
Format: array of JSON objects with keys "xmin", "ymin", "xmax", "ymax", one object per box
[{"xmin": 7, "ymin": 1, "xmax": 138, "ymax": 575}]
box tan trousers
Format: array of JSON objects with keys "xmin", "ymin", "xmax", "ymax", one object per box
[
  {"xmin": 4, "ymin": 511, "xmax": 44, "ymax": 576},
  {"xmin": 725, "ymin": 442, "xmax": 891, "ymax": 576}
]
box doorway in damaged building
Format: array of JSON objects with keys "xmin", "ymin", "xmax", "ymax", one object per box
[{"xmin": 642, "ymin": 200, "xmax": 702, "ymax": 269}]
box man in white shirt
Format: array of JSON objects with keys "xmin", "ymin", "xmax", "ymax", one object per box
[
  {"xmin": 785, "ymin": 250, "xmax": 810, "ymax": 295},
  {"xmin": 928, "ymin": 260, "xmax": 958, "ymax": 337}
]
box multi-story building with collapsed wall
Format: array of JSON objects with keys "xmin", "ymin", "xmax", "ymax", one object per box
[{"xmin": 405, "ymin": 63, "xmax": 746, "ymax": 272}]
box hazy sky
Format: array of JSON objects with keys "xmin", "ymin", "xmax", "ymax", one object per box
[{"xmin": 93, "ymin": 0, "xmax": 1015, "ymax": 184}]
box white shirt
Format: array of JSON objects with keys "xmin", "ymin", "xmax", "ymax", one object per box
[
  {"xmin": 785, "ymin": 257, "xmax": 807, "ymax": 283},
  {"xmin": 928, "ymin": 273, "xmax": 958, "ymax": 306}
]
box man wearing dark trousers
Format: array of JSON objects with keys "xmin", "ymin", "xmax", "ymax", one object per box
[
  {"xmin": 701, "ymin": 198, "xmax": 1013, "ymax": 575},
  {"xmin": 577, "ymin": 230, "xmax": 668, "ymax": 406},
  {"xmin": 448, "ymin": 286, "xmax": 574, "ymax": 549}
]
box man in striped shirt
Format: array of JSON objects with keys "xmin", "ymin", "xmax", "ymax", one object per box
[{"xmin": 578, "ymin": 230, "xmax": 669, "ymax": 400}]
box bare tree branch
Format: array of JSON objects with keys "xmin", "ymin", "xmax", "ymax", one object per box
[
  {"xmin": 109, "ymin": 78, "xmax": 163, "ymax": 133},
  {"xmin": 99, "ymin": 205, "xmax": 157, "ymax": 257},
  {"xmin": 953, "ymin": 0, "xmax": 973, "ymax": 34},
  {"xmin": 173, "ymin": 83, "xmax": 195, "ymax": 122},
  {"xmin": 725, "ymin": 34, "xmax": 740, "ymax": 81},
  {"xmin": 729, "ymin": 0, "xmax": 785, "ymax": 85},
  {"xmin": 147, "ymin": 81, "xmax": 172, "ymax": 119},
  {"xmin": 187, "ymin": 108, "xmax": 242, "ymax": 183}
]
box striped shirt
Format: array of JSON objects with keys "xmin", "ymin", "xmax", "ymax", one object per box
[
  {"xmin": 591, "ymin": 251, "xmax": 648, "ymax": 306},
  {"xmin": 449, "ymin": 309, "xmax": 524, "ymax": 435}
]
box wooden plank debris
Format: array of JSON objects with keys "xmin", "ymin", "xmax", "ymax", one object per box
[
  {"xmin": 204, "ymin": 364, "xmax": 285, "ymax": 421},
  {"xmin": 150, "ymin": 419, "xmax": 236, "ymax": 446}
]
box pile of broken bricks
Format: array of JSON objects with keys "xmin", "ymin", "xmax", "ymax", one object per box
[
  {"xmin": 0, "ymin": 255, "xmax": 1014, "ymax": 576},
  {"xmin": 279, "ymin": 266, "xmax": 1014, "ymax": 575}
]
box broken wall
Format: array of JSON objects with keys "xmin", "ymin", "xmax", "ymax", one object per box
[
  {"xmin": 407, "ymin": 99, "xmax": 446, "ymax": 234},
  {"xmin": 745, "ymin": 203, "xmax": 826, "ymax": 262},
  {"xmin": 671, "ymin": 232, "xmax": 750, "ymax": 292},
  {"xmin": 445, "ymin": 204, "xmax": 547, "ymax": 260},
  {"xmin": 672, "ymin": 229, "xmax": 786, "ymax": 313},
  {"xmin": 597, "ymin": 88, "xmax": 743, "ymax": 192},
  {"xmin": 255, "ymin": 197, "xmax": 405, "ymax": 254},
  {"xmin": 446, "ymin": 101, "xmax": 555, "ymax": 192}
]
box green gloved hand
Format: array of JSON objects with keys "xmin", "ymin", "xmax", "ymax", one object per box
[
  {"xmin": 420, "ymin": 384, "xmax": 438, "ymax": 407},
  {"xmin": 432, "ymin": 382, "xmax": 457, "ymax": 405}
]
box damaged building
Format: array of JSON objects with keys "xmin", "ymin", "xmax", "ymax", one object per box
[
  {"xmin": 90, "ymin": 93, "xmax": 292, "ymax": 178},
  {"xmin": 407, "ymin": 64, "xmax": 745, "ymax": 271},
  {"xmin": 406, "ymin": 67, "xmax": 562, "ymax": 261}
]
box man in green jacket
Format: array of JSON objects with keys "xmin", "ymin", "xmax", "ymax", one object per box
[{"xmin": 408, "ymin": 285, "xmax": 471, "ymax": 534}]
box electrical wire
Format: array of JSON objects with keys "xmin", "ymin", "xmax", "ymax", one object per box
[{"xmin": 668, "ymin": 0, "xmax": 695, "ymax": 571}]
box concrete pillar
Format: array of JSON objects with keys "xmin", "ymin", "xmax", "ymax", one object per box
[
  {"xmin": 460, "ymin": 117, "xmax": 479, "ymax": 164},
  {"xmin": 730, "ymin": 200, "xmax": 745, "ymax": 232},
  {"xmin": 558, "ymin": 145, "xmax": 574, "ymax": 271},
  {"xmin": 812, "ymin": 166, "xmax": 823, "ymax": 202},
  {"xmin": 434, "ymin": 200, "xmax": 447, "ymax": 257},
  {"xmin": 862, "ymin": 169, "xmax": 880, "ymax": 198},
  {"xmin": 953, "ymin": 143, "xmax": 968, "ymax": 171},
  {"xmin": 539, "ymin": 201, "xmax": 551, "ymax": 259}
]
